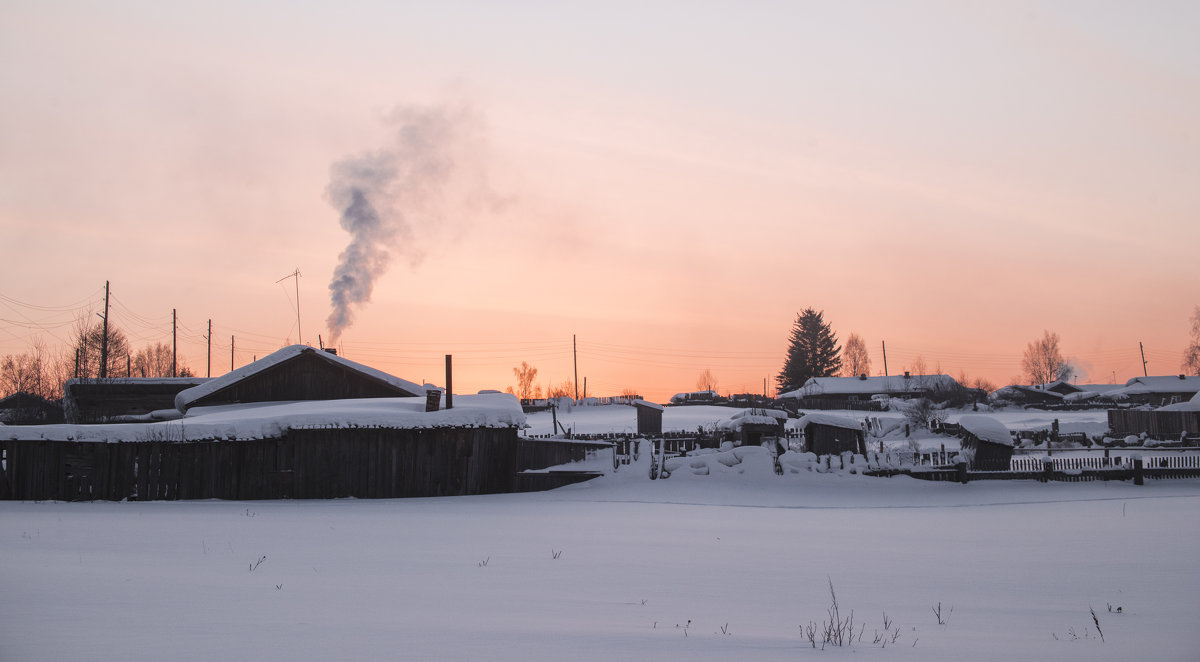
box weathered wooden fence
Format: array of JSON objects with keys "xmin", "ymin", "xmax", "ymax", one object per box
[
  {"xmin": 1108, "ymin": 409, "xmax": 1200, "ymax": 437},
  {"xmin": 0, "ymin": 430, "xmax": 610, "ymax": 501}
]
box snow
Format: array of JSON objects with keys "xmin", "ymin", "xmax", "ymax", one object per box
[
  {"xmin": 632, "ymin": 399, "xmax": 663, "ymax": 411},
  {"xmin": 174, "ymin": 345, "xmax": 425, "ymax": 411},
  {"xmin": 958, "ymin": 415, "xmax": 1015, "ymax": 447},
  {"xmin": 2, "ymin": 458, "xmax": 1198, "ymax": 660},
  {"xmin": 792, "ymin": 411, "xmax": 862, "ymax": 431},
  {"xmin": 2, "ymin": 403, "xmax": 1199, "ymax": 660},
  {"xmin": 0, "ymin": 394, "xmax": 525, "ymax": 442}
]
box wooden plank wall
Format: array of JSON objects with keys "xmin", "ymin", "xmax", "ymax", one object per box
[
  {"xmin": 1108, "ymin": 410, "xmax": 1200, "ymax": 437},
  {"xmin": 0, "ymin": 430, "xmax": 602, "ymax": 501}
]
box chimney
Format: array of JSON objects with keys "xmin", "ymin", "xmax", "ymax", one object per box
[
  {"xmin": 323, "ymin": 348, "xmax": 337, "ymax": 356},
  {"xmin": 904, "ymin": 371, "xmax": 911, "ymax": 379}
]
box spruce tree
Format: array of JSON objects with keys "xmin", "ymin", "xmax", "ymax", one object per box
[{"xmin": 777, "ymin": 308, "xmax": 842, "ymax": 393}]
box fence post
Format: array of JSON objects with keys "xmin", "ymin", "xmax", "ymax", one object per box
[
  {"xmin": 956, "ymin": 460, "xmax": 968, "ymax": 484},
  {"xmin": 1133, "ymin": 456, "xmax": 1144, "ymax": 485},
  {"xmin": 1042, "ymin": 458, "xmax": 1054, "ymax": 483}
]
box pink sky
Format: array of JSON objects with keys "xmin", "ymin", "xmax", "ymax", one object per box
[{"xmin": 2, "ymin": 2, "xmax": 1198, "ymax": 402}]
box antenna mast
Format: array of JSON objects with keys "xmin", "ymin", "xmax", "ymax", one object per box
[{"xmin": 276, "ymin": 268, "xmax": 302, "ymax": 345}]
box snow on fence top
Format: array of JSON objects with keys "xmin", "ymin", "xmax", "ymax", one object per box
[
  {"xmin": 174, "ymin": 345, "xmax": 426, "ymax": 411},
  {"xmin": 957, "ymin": 415, "xmax": 1013, "ymax": 447},
  {"xmin": 0, "ymin": 393, "xmax": 526, "ymax": 443}
]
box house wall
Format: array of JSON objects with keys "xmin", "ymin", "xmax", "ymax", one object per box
[
  {"xmin": 191, "ymin": 352, "xmax": 416, "ymax": 408},
  {"xmin": 805, "ymin": 423, "xmax": 864, "ymax": 456},
  {"xmin": 961, "ymin": 436, "xmax": 1014, "ymax": 471}
]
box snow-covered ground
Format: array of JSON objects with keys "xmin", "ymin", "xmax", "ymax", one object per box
[{"xmin": 3, "ymin": 404, "xmax": 1198, "ymax": 661}]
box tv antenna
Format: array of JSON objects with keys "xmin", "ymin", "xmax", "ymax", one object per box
[{"xmin": 276, "ymin": 268, "xmax": 302, "ymax": 345}]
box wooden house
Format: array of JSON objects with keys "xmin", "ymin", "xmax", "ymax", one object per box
[
  {"xmin": 779, "ymin": 374, "xmax": 966, "ymax": 408},
  {"xmin": 1103, "ymin": 375, "xmax": 1200, "ymax": 407},
  {"xmin": 633, "ymin": 399, "xmax": 664, "ymax": 436},
  {"xmin": 64, "ymin": 377, "xmax": 207, "ymax": 424},
  {"xmin": 0, "ymin": 392, "xmax": 63, "ymax": 425},
  {"xmin": 175, "ymin": 345, "xmax": 424, "ymax": 413},
  {"xmin": 957, "ymin": 415, "xmax": 1014, "ymax": 471},
  {"xmin": 793, "ymin": 412, "xmax": 865, "ymax": 456}
]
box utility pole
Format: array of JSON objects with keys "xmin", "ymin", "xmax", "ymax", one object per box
[
  {"xmin": 1140, "ymin": 342, "xmax": 1148, "ymax": 377},
  {"xmin": 99, "ymin": 281, "xmax": 111, "ymax": 378},
  {"xmin": 231, "ymin": 336, "xmax": 235, "ymax": 372},
  {"xmin": 206, "ymin": 319, "xmax": 212, "ymax": 378},
  {"xmin": 882, "ymin": 340, "xmax": 888, "ymax": 377},
  {"xmin": 573, "ymin": 334, "xmax": 579, "ymax": 401},
  {"xmin": 445, "ymin": 354, "xmax": 453, "ymax": 410},
  {"xmin": 277, "ymin": 269, "xmax": 302, "ymax": 345},
  {"xmin": 172, "ymin": 308, "xmax": 177, "ymax": 377}
]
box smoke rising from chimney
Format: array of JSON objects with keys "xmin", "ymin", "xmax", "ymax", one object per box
[{"xmin": 325, "ymin": 103, "xmax": 493, "ymax": 344}]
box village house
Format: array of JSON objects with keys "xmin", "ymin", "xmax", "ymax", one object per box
[{"xmin": 778, "ymin": 373, "xmax": 967, "ymax": 410}]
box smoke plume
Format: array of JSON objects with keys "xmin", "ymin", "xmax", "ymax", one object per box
[{"xmin": 326, "ymin": 103, "xmax": 493, "ymax": 344}]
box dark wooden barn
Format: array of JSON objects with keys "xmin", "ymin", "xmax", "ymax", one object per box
[
  {"xmin": 633, "ymin": 399, "xmax": 663, "ymax": 436},
  {"xmin": 0, "ymin": 392, "xmax": 63, "ymax": 425},
  {"xmin": 175, "ymin": 345, "xmax": 424, "ymax": 412},
  {"xmin": 0, "ymin": 394, "xmax": 607, "ymax": 501},
  {"xmin": 795, "ymin": 413, "xmax": 865, "ymax": 456},
  {"xmin": 957, "ymin": 415, "xmax": 1015, "ymax": 471},
  {"xmin": 63, "ymin": 378, "xmax": 207, "ymax": 424}
]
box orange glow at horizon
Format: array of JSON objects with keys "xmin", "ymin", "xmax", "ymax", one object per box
[{"xmin": 1, "ymin": 3, "xmax": 1197, "ymax": 403}]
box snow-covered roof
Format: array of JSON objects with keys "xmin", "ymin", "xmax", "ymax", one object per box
[
  {"xmin": 66, "ymin": 377, "xmax": 209, "ymax": 387},
  {"xmin": 1117, "ymin": 375, "xmax": 1200, "ymax": 394},
  {"xmin": 717, "ymin": 408, "xmax": 786, "ymax": 431},
  {"xmin": 1, "ymin": 393, "xmax": 525, "ymax": 443},
  {"xmin": 793, "ymin": 412, "xmax": 861, "ymax": 431},
  {"xmin": 175, "ymin": 345, "xmax": 425, "ymax": 411},
  {"xmin": 632, "ymin": 399, "xmax": 664, "ymax": 411},
  {"xmin": 670, "ymin": 390, "xmax": 721, "ymax": 401},
  {"xmin": 779, "ymin": 375, "xmax": 960, "ymax": 399},
  {"xmin": 958, "ymin": 415, "xmax": 1013, "ymax": 447}
]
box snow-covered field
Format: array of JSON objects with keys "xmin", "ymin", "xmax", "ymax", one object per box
[{"xmin": 3, "ymin": 405, "xmax": 1199, "ymax": 661}]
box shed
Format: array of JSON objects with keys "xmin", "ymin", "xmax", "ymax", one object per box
[
  {"xmin": 717, "ymin": 408, "xmax": 787, "ymax": 448},
  {"xmin": 175, "ymin": 345, "xmax": 424, "ymax": 413},
  {"xmin": 632, "ymin": 399, "xmax": 664, "ymax": 436},
  {"xmin": 793, "ymin": 412, "xmax": 865, "ymax": 456},
  {"xmin": 64, "ymin": 378, "xmax": 207, "ymax": 424},
  {"xmin": 957, "ymin": 415, "xmax": 1014, "ymax": 471}
]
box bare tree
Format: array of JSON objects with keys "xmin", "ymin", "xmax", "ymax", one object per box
[
  {"xmin": 132, "ymin": 343, "xmax": 174, "ymax": 378},
  {"xmin": 0, "ymin": 353, "xmax": 43, "ymax": 398},
  {"xmin": 696, "ymin": 368, "xmax": 718, "ymax": 393},
  {"xmin": 840, "ymin": 333, "xmax": 871, "ymax": 377},
  {"xmin": 546, "ymin": 380, "xmax": 574, "ymax": 399},
  {"xmin": 1022, "ymin": 330, "xmax": 1071, "ymax": 385},
  {"xmin": 512, "ymin": 362, "xmax": 540, "ymax": 401},
  {"xmin": 68, "ymin": 316, "xmax": 130, "ymax": 380},
  {"xmin": 1183, "ymin": 305, "xmax": 1200, "ymax": 376}
]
